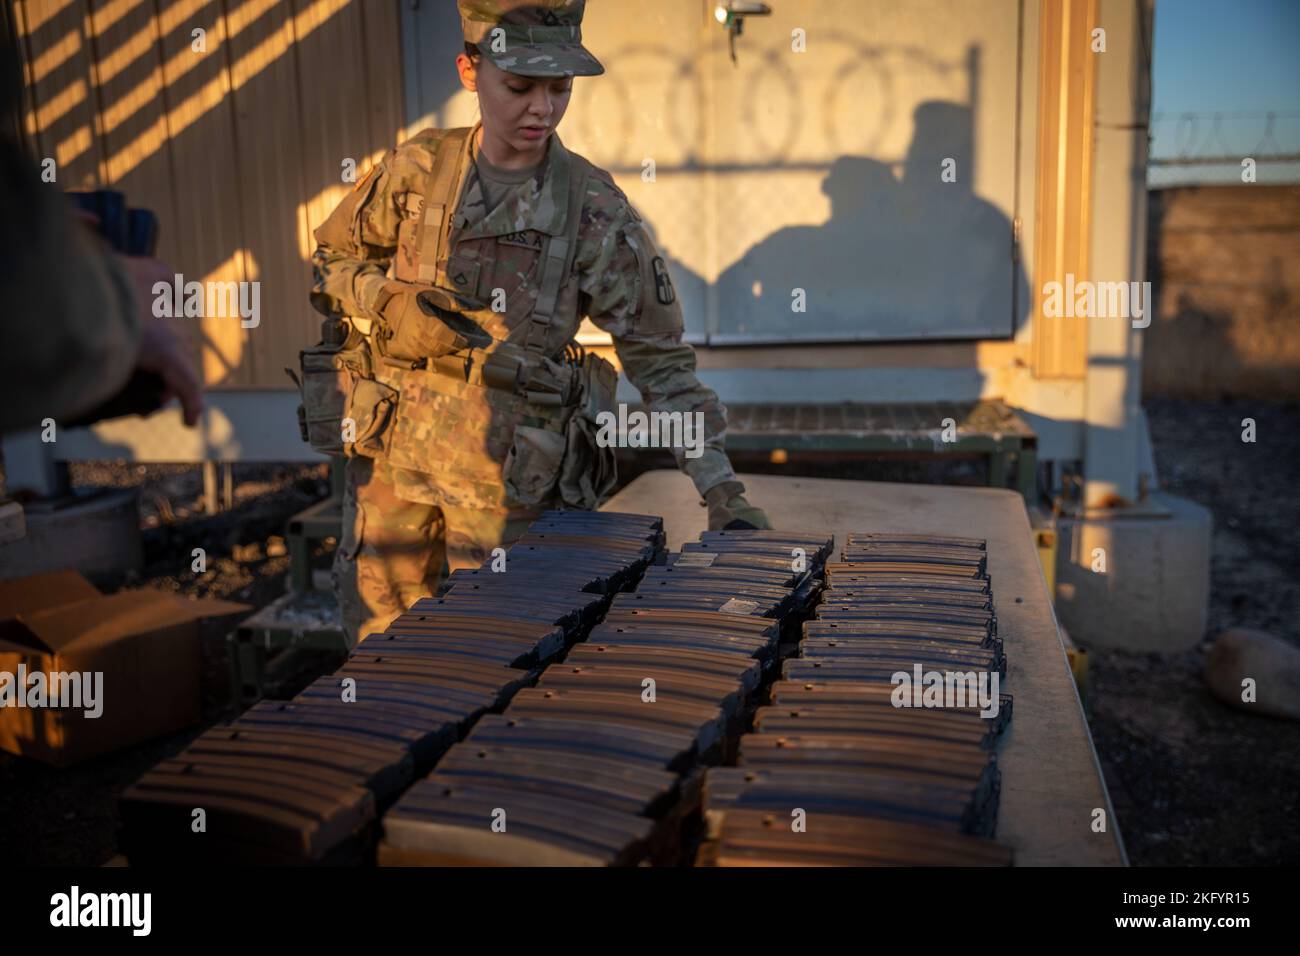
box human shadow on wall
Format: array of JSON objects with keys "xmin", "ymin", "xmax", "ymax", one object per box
[{"xmin": 714, "ymin": 102, "xmax": 1027, "ymax": 341}]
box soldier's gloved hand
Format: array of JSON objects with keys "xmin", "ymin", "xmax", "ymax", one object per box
[
  {"xmin": 378, "ymin": 286, "xmax": 490, "ymax": 360},
  {"xmin": 416, "ymin": 288, "xmax": 493, "ymax": 346},
  {"xmin": 705, "ymin": 480, "xmax": 773, "ymax": 531}
]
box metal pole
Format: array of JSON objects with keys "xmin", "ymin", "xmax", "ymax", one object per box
[
  {"xmin": 221, "ymin": 462, "xmax": 235, "ymax": 511},
  {"xmin": 203, "ymin": 461, "xmax": 219, "ymax": 514}
]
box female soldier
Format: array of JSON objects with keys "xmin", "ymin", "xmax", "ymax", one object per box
[{"xmin": 308, "ymin": 0, "xmax": 769, "ymax": 645}]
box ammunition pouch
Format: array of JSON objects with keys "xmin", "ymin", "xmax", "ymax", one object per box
[
  {"xmin": 379, "ymin": 360, "xmax": 571, "ymax": 510},
  {"xmin": 502, "ymin": 351, "xmax": 618, "ymax": 510},
  {"xmin": 346, "ymin": 376, "xmax": 399, "ymax": 458},
  {"xmin": 422, "ymin": 341, "xmax": 573, "ymax": 401},
  {"xmin": 503, "ymin": 424, "xmax": 568, "ymax": 506},
  {"xmin": 377, "ymin": 341, "xmax": 618, "ymax": 511},
  {"xmin": 290, "ymin": 323, "xmax": 397, "ymax": 459},
  {"xmin": 556, "ymin": 352, "xmax": 619, "ymax": 509}
]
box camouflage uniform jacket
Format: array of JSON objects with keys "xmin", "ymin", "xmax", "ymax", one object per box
[{"xmin": 309, "ymin": 122, "xmax": 736, "ymax": 499}]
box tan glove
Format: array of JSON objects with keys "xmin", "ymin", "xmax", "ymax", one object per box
[
  {"xmin": 377, "ymin": 285, "xmax": 490, "ymax": 361},
  {"xmin": 705, "ymin": 480, "xmax": 773, "ymax": 531}
]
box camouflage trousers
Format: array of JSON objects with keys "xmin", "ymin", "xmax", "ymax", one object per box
[{"xmin": 332, "ymin": 456, "xmax": 548, "ymax": 646}]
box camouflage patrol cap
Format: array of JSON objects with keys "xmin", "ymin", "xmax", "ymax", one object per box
[{"xmin": 459, "ymin": 0, "xmax": 604, "ymax": 78}]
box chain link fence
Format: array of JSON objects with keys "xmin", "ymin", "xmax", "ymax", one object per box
[{"xmin": 1148, "ymin": 110, "xmax": 1300, "ymax": 188}]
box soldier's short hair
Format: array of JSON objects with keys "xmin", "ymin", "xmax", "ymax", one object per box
[{"xmin": 464, "ymin": 41, "xmax": 481, "ymax": 62}]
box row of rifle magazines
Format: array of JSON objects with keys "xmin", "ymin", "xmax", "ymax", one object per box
[{"xmin": 121, "ymin": 512, "xmax": 1013, "ymax": 866}]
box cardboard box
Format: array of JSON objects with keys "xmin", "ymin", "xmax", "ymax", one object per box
[{"xmin": 0, "ymin": 570, "xmax": 248, "ymax": 765}]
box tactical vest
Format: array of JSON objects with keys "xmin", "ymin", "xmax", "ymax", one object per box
[
  {"xmin": 296, "ymin": 126, "xmax": 618, "ymax": 511},
  {"xmin": 387, "ymin": 125, "xmax": 587, "ymax": 358}
]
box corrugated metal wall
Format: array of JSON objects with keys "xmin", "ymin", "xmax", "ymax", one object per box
[{"xmin": 9, "ymin": 0, "xmax": 404, "ymax": 389}]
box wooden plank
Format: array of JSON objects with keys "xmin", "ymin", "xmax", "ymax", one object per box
[
  {"xmin": 290, "ymin": 0, "xmax": 375, "ymax": 253},
  {"xmin": 280, "ymin": 0, "xmax": 397, "ymax": 389},
  {"xmin": 400, "ymin": 0, "xmax": 465, "ymax": 132},
  {"xmin": 4, "ymin": 1, "xmax": 36, "ymax": 146},
  {"xmin": 236, "ymin": 0, "xmax": 403, "ymax": 390},
  {"xmin": 359, "ymin": 0, "xmax": 403, "ymax": 149},
  {"xmin": 85, "ymin": 0, "xmax": 179, "ymax": 253},
  {"xmin": 225, "ymin": 0, "xmax": 309, "ymax": 387},
  {"xmin": 16, "ymin": 0, "xmax": 407, "ymax": 391},
  {"xmin": 154, "ymin": 0, "xmax": 250, "ymax": 387},
  {"xmin": 397, "ymin": 0, "xmax": 423, "ymax": 131},
  {"xmin": 14, "ymin": 0, "xmax": 106, "ymax": 188},
  {"xmin": 1030, "ymin": 0, "xmax": 1095, "ymax": 379}
]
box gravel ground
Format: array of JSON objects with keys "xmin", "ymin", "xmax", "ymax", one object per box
[
  {"xmin": 1085, "ymin": 398, "xmax": 1300, "ymax": 866},
  {"xmin": 1, "ymin": 399, "xmax": 1296, "ymax": 865}
]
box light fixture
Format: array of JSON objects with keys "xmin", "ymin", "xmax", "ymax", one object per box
[{"xmin": 713, "ymin": 2, "xmax": 773, "ymax": 64}]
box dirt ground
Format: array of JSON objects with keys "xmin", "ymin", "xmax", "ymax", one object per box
[
  {"xmin": 1085, "ymin": 398, "xmax": 1300, "ymax": 866},
  {"xmin": 0, "ymin": 462, "xmax": 334, "ymax": 866},
  {"xmin": 1, "ymin": 398, "xmax": 1296, "ymax": 865}
]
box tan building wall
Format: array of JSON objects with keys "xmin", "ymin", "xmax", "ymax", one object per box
[
  {"xmin": 1, "ymin": 0, "xmax": 1154, "ymax": 478},
  {"xmin": 1144, "ymin": 184, "xmax": 1300, "ymax": 400},
  {"xmin": 8, "ymin": 0, "xmax": 404, "ymax": 390},
  {"xmin": 409, "ymin": 0, "xmax": 1027, "ymax": 346},
  {"xmin": 13, "ymin": 0, "xmax": 1037, "ymax": 390}
]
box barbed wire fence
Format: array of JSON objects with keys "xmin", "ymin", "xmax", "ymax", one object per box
[{"xmin": 1147, "ymin": 109, "xmax": 1300, "ymax": 188}]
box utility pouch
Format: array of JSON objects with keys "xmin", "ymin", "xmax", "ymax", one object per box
[
  {"xmin": 290, "ymin": 323, "xmax": 396, "ymax": 458},
  {"xmin": 346, "ymin": 376, "xmax": 399, "ymax": 459},
  {"xmin": 558, "ymin": 352, "xmax": 619, "ymax": 509},
  {"xmin": 503, "ymin": 424, "xmax": 568, "ymax": 506}
]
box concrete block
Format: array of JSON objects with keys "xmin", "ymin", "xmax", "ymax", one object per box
[
  {"xmin": 0, "ymin": 490, "xmax": 143, "ymax": 582},
  {"xmin": 1054, "ymin": 491, "xmax": 1211, "ymax": 652}
]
